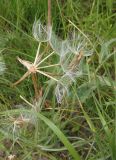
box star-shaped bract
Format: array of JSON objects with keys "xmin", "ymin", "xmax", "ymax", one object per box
[{"xmin": 13, "ymin": 42, "xmax": 59, "ymax": 87}]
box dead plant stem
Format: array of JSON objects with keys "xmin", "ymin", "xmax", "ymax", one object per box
[
  {"xmin": 48, "ymin": 0, "xmax": 51, "ymax": 28},
  {"xmin": 32, "ymin": 73, "xmax": 39, "ymax": 100}
]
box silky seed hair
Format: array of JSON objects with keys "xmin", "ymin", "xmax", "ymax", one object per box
[{"xmin": 32, "ymin": 19, "xmax": 52, "ymax": 42}]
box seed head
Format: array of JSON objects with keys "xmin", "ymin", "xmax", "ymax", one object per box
[{"xmin": 32, "ymin": 19, "xmax": 52, "ymax": 42}]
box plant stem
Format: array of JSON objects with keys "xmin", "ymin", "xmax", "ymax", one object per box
[
  {"xmin": 48, "ymin": 0, "xmax": 51, "ymax": 28},
  {"xmin": 32, "ymin": 73, "xmax": 39, "ymax": 101}
]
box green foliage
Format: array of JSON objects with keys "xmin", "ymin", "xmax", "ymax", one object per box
[{"xmin": 0, "ymin": 0, "xmax": 115, "ymax": 159}]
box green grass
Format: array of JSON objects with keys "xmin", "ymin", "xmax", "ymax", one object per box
[{"xmin": 0, "ymin": 0, "xmax": 116, "ymax": 159}]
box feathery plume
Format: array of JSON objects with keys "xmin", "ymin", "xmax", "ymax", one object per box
[{"xmin": 32, "ymin": 19, "xmax": 52, "ymax": 42}]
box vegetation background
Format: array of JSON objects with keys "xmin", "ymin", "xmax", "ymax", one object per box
[{"xmin": 0, "ymin": 0, "xmax": 115, "ymax": 159}]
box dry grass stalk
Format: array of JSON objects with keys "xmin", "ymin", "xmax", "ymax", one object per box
[
  {"xmin": 31, "ymin": 73, "xmax": 39, "ymax": 100},
  {"xmin": 48, "ymin": 0, "xmax": 51, "ymax": 28}
]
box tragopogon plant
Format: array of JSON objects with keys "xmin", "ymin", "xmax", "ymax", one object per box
[{"xmin": 13, "ymin": 19, "xmax": 93, "ymax": 103}]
